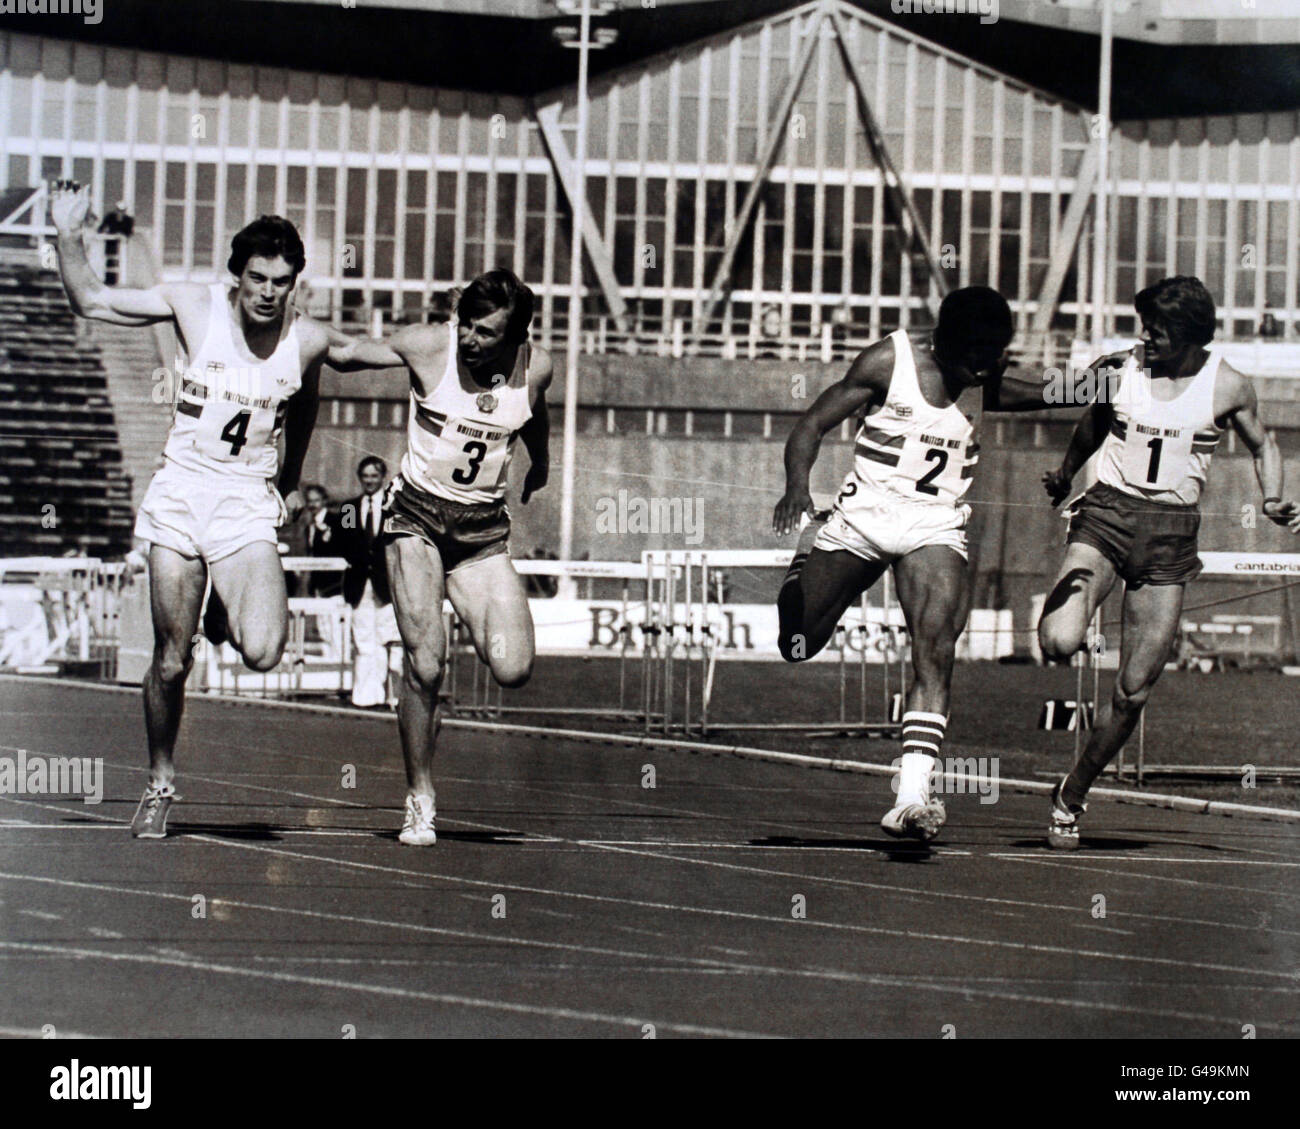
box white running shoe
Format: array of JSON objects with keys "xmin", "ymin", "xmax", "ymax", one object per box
[
  {"xmin": 880, "ymin": 798, "xmax": 947, "ymax": 842},
  {"xmin": 398, "ymin": 792, "xmax": 437, "ymax": 846},
  {"xmin": 1047, "ymin": 777, "xmax": 1086, "ymax": 851},
  {"xmin": 130, "ymin": 782, "xmax": 176, "ymax": 839}
]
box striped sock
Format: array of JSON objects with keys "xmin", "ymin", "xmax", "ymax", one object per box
[{"xmin": 898, "ymin": 711, "xmax": 947, "ymax": 805}]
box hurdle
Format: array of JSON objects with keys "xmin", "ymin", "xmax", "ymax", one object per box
[
  {"xmin": 641, "ymin": 549, "xmax": 906, "ymax": 739},
  {"xmin": 447, "ymin": 558, "xmax": 661, "ymax": 725}
]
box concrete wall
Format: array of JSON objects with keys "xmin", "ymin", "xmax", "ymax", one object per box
[{"xmin": 299, "ymin": 411, "xmax": 1300, "ymax": 657}]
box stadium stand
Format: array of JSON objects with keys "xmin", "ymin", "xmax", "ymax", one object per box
[{"xmin": 0, "ymin": 249, "xmax": 135, "ymax": 557}]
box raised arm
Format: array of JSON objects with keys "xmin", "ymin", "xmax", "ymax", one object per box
[
  {"xmin": 50, "ymin": 181, "xmax": 175, "ymax": 324},
  {"xmin": 773, "ymin": 336, "xmax": 892, "ymax": 535},
  {"xmin": 518, "ymin": 348, "xmax": 554, "ymax": 504},
  {"xmin": 1222, "ymin": 367, "xmax": 1300, "ymax": 533}
]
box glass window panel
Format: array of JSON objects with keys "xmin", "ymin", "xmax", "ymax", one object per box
[
  {"xmin": 496, "ymin": 173, "xmax": 517, "ymax": 239},
  {"xmin": 163, "ymin": 204, "xmax": 186, "ymax": 266},
  {"xmin": 375, "ymin": 170, "xmax": 397, "ymax": 237},
  {"xmin": 194, "ymin": 205, "xmax": 215, "ymax": 263},
  {"xmin": 465, "ymin": 172, "xmax": 487, "ymax": 243},
  {"xmin": 256, "ymin": 165, "xmax": 276, "ymax": 214},
  {"xmin": 526, "ymin": 173, "xmax": 548, "ymax": 213}
]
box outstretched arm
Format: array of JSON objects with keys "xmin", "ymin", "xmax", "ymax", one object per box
[
  {"xmin": 1225, "ymin": 371, "xmax": 1300, "ymax": 533},
  {"xmin": 519, "ymin": 349, "xmax": 554, "ymax": 504},
  {"xmin": 1043, "ymin": 395, "xmax": 1113, "ymax": 506},
  {"xmin": 773, "ymin": 336, "xmax": 891, "ymax": 535},
  {"xmin": 985, "ymin": 351, "xmax": 1128, "ymax": 412},
  {"xmin": 322, "ymin": 323, "xmax": 405, "ymax": 371},
  {"xmin": 50, "ymin": 181, "xmax": 174, "ymax": 324}
]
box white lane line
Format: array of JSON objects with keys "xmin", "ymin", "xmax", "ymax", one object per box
[
  {"xmin": 990, "ymin": 853, "xmax": 1300, "ymax": 868},
  {"xmin": 201, "ymin": 837, "xmax": 1300, "ymax": 1000},
  {"xmin": 0, "ymin": 941, "xmax": 771, "ymax": 1039},
  {"xmin": 568, "ymin": 840, "xmax": 1300, "ymax": 985},
  {"xmin": 2, "ymin": 781, "xmax": 1297, "ymax": 949},
  {"xmin": 0, "ymin": 854, "xmax": 1289, "ymax": 1032},
  {"xmin": 0, "ymin": 1025, "xmax": 100, "ymax": 1039},
  {"xmin": 12, "ymin": 673, "xmax": 1299, "ymax": 824},
  {"xmin": 988, "ymin": 854, "xmax": 1300, "ymax": 901},
  {"xmin": 1, "ymin": 935, "xmax": 1280, "ymax": 1035},
  {"xmin": 17, "ymin": 909, "xmax": 62, "ymax": 921}
]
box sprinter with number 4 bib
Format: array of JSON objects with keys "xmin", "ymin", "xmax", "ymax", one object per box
[
  {"xmin": 773, "ymin": 287, "xmax": 1066, "ymax": 842},
  {"xmin": 49, "ymin": 181, "xmax": 351, "ymax": 839},
  {"xmin": 1038, "ymin": 276, "xmax": 1300, "ymax": 850}
]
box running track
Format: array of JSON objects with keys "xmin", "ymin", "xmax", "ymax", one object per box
[{"xmin": 2, "ymin": 676, "xmax": 1297, "ymax": 1039}]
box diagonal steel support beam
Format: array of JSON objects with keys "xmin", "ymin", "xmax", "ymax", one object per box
[
  {"xmin": 827, "ymin": 4, "xmax": 946, "ymax": 319},
  {"xmin": 1029, "ymin": 132, "xmax": 1101, "ymax": 342},
  {"xmin": 692, "ymin": 5, "xmax": 828, "ymax": 344},
  {"xmin": 531, "ymin": 99, "xmax": 629, "ymax": 333}
]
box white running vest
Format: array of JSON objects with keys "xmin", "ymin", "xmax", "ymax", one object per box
[
  {"xmin": 1095, "ymin": 349, "xmax": 1222, "ymax": 506},
  {"xmin": 399, "ymin": 322, "xmax": 533, "ymax": 504},
  {"xmin": 846, "ymin": 330, "xmax": 980, "ymax": 507},
  {"xmin": 163, "ymin": 284, "xmax": 303, "ymax": 480}
]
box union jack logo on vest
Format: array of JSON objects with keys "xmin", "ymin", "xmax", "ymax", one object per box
[{"xmin": 476, "ymin": 392, "xmax": 499, "ymax": 414}]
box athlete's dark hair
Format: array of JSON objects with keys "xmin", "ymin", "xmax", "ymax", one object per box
[
  {"xmin": 457, "ymin": 269, "xmax": 535, "ymax": 344},
  {"xmin": 1134, "ymin": 276, "xmax": 1217, "ymax": 348},
  {"xmin": 227, "ymin": 215, "xmax": 306, "ymax": 279},
  {"xmin": 357, "ymin": 456, "xmax": 387, "ymax": 478},
  {"xmin": 934, "ymin": 286, "xmax": 1014, "ymax": 356}
]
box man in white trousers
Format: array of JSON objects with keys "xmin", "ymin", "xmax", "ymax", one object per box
[{"xmin": 331, "ymin": 456, "xmax": 401, "ymax": 707}]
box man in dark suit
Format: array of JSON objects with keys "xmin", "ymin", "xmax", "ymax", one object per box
[
  {"xmin": 281, "ymin": 484, "xmax": 341, "ymax": 597},
  {"xmin": 331, "ymin": 456, "xmax": 398, "ymax": 707}
]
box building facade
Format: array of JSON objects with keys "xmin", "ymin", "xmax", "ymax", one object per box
[{"xmin": 3, "ymin": 1, "xmax": 1297, "ymax": 352}]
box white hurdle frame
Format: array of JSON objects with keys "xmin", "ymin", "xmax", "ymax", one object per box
[
  {"xmin": 448, "ymin": 558, "xmax": 659, "ymax": 725},
  {"xmin": 641, "ymin": 549, "xmax": 906, "ymax": 739}
]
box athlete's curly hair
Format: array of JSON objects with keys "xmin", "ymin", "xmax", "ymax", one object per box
[
  {"xmin": 457, "ymin": 269, "xmax": 535, "ymax": 345},
  {"xmin": 227, "ymin": 215, "xmax": 306, "ymax": 279},
  {"xmin": 934, "ymin": 286, "xmax": 1014, "ymax": 357},
  {"xmin": 1134, "ymin": 276, "xmax": 1217, "ymax": 348}
]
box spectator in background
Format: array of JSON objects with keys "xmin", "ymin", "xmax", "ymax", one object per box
[
  {"xmin": 756, "ymin": 304, "xmax": 784, "ymax": 358},
  {"xmin": 331, "ymin": 456, "xmax": 399, "ymax": 708},
  {"xmin": 280, "ymin": 484, "xmax": 339, "ymax": 598},
  {"xmin": 425, "ymin": 287, "xmax": 460, "ymax": 325},
  {"xmin": 523, "ymin": 545, "xmax": 559, "ymax": 598},
  {"xmin": 95, "ymin": 200, "xmax": 131, "ymax": 285},
  {"xmin": 1258, "ymin": 305, "xmax": 1282, "ymax": 339},
  {"xmin": 97, "ymin": 201, "xmax": 134, "ymax": 237}
]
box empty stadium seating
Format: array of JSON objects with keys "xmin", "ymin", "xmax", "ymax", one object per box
[{"xmin": 0, "ymin": 259, "xmax": 135, "ymax": 557}]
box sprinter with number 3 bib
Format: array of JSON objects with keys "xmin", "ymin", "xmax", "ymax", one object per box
[{"xmin": 328, "ymin": 270, "xmax": 552, "ymax": 845}]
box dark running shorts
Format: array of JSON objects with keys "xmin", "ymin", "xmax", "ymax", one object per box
[
  {"xmin": 382, "ymin": 476, "xmax": 510, "ymax": 573},
  {"xmin": 1067, "ymin": 482, "xmax": 1202, "ymax": 588}
]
